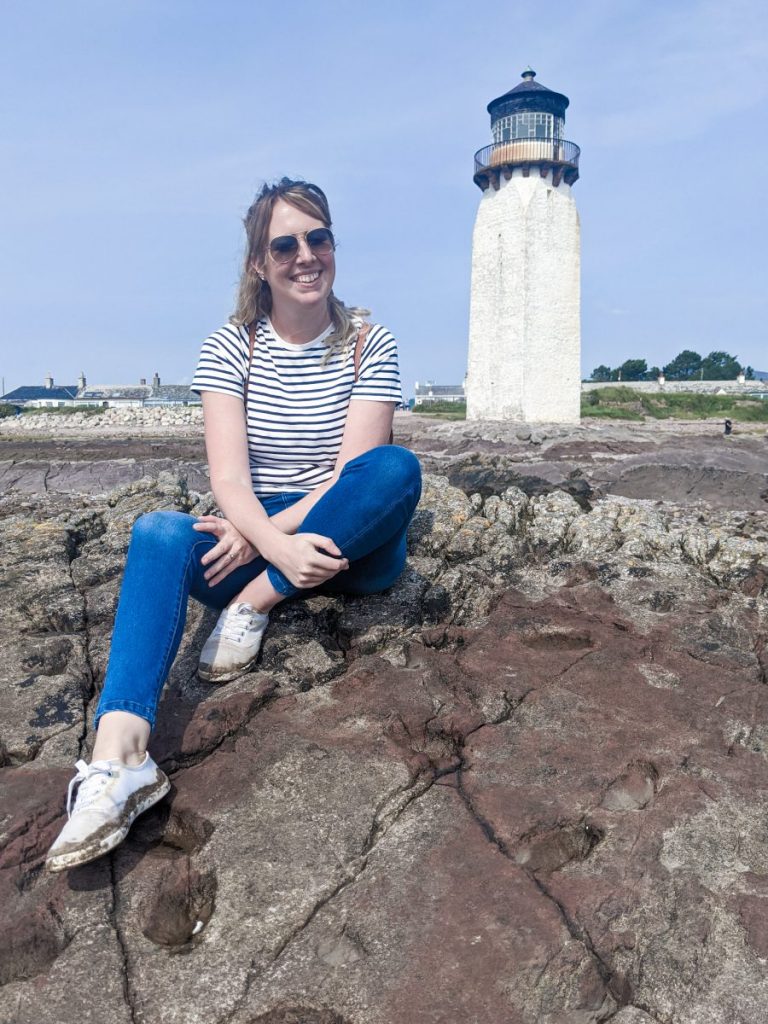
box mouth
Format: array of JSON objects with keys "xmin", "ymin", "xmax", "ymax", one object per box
[{"xmin": 292, "ymin": 271, "xmax": 321, "ymax": 285}]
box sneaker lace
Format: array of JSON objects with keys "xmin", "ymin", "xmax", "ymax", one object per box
[
  {"xmin": 66, "ymin": 759, "xmax": 114, "ymax": 817},
  {"xmin": 214, "ymin": 606, "xmax": 262, "ymax": 645}
]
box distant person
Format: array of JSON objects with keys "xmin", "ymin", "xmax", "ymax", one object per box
[
  {"xmin": 724, "ymin": 419, "xmax": 733, "ymax": 436},
  {"xmin": 46, "ymin": 178, "xmax": 421, "ymax": 871}
]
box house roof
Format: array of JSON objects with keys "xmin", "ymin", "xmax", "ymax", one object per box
[
  {"xmin": 144, "ymin": 385, "xmax": 202, "ymax": 404},
  {"xmin": 79, "ymin": 386, "xmax": 152, "ymax": 400},
  {"xmin": 1, "ymin": 385, "xmax": 78, "ymax": 402}
]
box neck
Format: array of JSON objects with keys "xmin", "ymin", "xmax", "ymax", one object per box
[{"xmin": 269, "ymin": 302, "xmax": 332, "ymax": 345}]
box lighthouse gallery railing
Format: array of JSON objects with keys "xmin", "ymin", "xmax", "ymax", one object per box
[{"xmin": 473, "ymin": 138, "xmax": 580, "ymax": 177}]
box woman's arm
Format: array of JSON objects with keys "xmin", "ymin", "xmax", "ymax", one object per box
[
  {"xmin": 199, "ymin": 391, "xmax": 347, "ymax": 586},
  {"xmin": 268, "ymin": 398, "xmax": 395, "ymax": 535},
  {"xmin": 199, "ymin": 391, "xmax": 284, "ymax": 557}
]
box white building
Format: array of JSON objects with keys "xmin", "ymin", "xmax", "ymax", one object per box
[
  {"xmin": 414, "ymin": 380, "xmax": 465, "ymax": 406},
  {"xmin": 466, "ymin": 68, "xmax": 581, "ymax": 423}
]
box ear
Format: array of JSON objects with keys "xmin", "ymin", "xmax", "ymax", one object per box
[{"xmin": 250, "ymin": 259, "xmax": 266, "ymax": 281}]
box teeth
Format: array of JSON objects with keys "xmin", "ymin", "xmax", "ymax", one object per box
[{"xmin": 295, "ymin": 272, "xmax": 319, "ymax": 283}]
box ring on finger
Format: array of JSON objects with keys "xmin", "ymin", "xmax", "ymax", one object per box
[{"xmin": 229, "ymin": 552, "xmax": 236, "ymax": 560}]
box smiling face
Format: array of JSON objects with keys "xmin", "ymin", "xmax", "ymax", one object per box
[{"xmin": 256, "ymin": 199, "xmax": 336, "ymax": 322}]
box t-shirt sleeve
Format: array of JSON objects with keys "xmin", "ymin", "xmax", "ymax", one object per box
[
  {"xmin": 191, "ymin": 323, "xmax": 248, "ymax": 400},
  {"xmin": 350, "ymin": 324, "xmax": 403, "ymax": 404}
]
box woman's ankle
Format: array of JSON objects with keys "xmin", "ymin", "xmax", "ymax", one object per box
[
  {"xmin": 231, "ymin": 571, "xmax": 283, "ymax": 615},
  {"xmin": 92, "ymin": 710, "xmax": 151, "ymax": 765}
]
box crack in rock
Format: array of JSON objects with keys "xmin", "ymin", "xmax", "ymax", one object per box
[
  {"xmin": 454, "ymin": 749, "xmax": 623, "ymax": 1014},
  {"xmin": 108, "ymin": 856, "xmax": 139, "ymax": 1024}
]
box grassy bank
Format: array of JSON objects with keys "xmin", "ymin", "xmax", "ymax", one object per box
[
  {"xmin": 0, "ymin": 404, "xmax": 106, "ymax": 418},
  {"xmin": 415, "ymin": 401, "xmax": 467, "ymax": 420},
  {"xmin": 582, "ymin": 388, "xmax": 768, "ymax": 422}
]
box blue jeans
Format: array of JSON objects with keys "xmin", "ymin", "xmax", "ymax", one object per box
[{"xmin": 95, "ymin": 446, "xmax": 421, "ymax": 730}]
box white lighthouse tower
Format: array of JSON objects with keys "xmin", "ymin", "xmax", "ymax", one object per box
[{"xmin": 466, "ymin": 68, "xmax": 581, "ymax": 423}]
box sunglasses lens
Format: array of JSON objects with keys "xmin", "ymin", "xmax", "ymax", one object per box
[
  {"xmin": 306, "ymin": 228, "xmax": 334, "ymax": 254},
  {"xmin": 269, "ymin": 235, "xmax": 299, "ymax": 262}
]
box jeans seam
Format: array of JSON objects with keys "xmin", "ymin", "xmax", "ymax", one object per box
[
  {"xmin": 150, "ymin": 537, "xmax": 213, "ymax": 700},
  {"xmin": 96, "ymin": 699, "xmax": 156, "ymax": 724}
]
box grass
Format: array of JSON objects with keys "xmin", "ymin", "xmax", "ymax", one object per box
[
  {"xmin": 582, "ymin": 388, "xmax": 768, "ymax": 422},
  {"xmin": 415, "ymin": 401, "xmax": 467, "ymax": 420}
]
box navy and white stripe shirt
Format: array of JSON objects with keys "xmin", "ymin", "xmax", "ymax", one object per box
[{"xmin": 191, "ymin": 316, "xmax": 402, "ymax": 496}]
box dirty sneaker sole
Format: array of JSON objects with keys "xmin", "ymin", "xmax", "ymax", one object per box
[
  {"xmin": 45, "ymin": 774, "xmax": 171, "ymax": 873},
  {"xmin": 197, "ymin": 654, "xmax": 261, "ymax": 684}
]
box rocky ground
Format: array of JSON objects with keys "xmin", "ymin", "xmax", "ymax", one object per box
[{"xmin": 1, "ymin": 415, "xmax": 768, "ymax": 1024}]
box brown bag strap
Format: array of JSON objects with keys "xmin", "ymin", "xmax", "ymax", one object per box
[
  {"xmin": 353, "ymin": 322, "xmax": 371, "ymax": 382},
  {"xmin": 244, "ymin": 322, "xmax": 257, "ymax": 402}
]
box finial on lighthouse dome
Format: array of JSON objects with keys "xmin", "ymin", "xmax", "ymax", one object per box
[{"xmin": 521, "ymin": 66, "xmax": 536, "ymax": 80}]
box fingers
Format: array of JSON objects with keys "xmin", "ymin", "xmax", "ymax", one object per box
[
  {"xmin": 302, "ymin": 534, "xmax": 344, "ymax": 559},
  {"xmin": 201, "ymin": 539, "xmax": 227, "ymax": 568}
]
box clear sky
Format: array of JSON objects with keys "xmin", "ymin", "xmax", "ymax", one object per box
[{"xmin": 1, "ymin": 0, "xmax": 766, "ymax": 397}]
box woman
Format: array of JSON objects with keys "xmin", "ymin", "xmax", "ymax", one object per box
[{"xmin": 46, "ymin": 178, "xmax": 421, "ymax": 872}]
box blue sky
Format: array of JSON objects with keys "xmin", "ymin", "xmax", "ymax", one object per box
[{"xmin": 1, "ymin": 0, "xmax": 766, "ymax": 396}]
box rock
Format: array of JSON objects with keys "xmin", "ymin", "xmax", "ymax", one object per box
[{"xmin": 1, "ymin": 423, "xmax": 768, "ymax": 1023}]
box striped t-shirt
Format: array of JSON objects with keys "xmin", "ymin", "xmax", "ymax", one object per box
[{"xmin": 191, "ymin": 316, "xmax": 402, "ymax": 495}]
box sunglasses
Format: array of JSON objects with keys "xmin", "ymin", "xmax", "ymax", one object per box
[{"xmin": 267, "ymin": 228, "xmax": 335, "ymax": 264}]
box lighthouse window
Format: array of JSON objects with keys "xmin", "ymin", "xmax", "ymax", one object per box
[{"xmin": 493, "ymin": 112, "xmax": 560, "ymax": 143}]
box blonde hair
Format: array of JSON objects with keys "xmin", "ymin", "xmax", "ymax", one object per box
[{"xmin": 230, "ymin": 178, "xmax": 369, "ymax": 361}]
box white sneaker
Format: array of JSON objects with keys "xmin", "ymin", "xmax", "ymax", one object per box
[
  {"xmin": 197, "ymin": 601, "xmax": 269, "ymax": 683},
  {"xmin": 46, "ymin": 754, "xmax": 170, "ymax": 872}
]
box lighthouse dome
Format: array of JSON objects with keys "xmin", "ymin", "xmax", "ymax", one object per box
[
  {"xmin": 486, "ymin": 68, "xmax": 570, "ymax": 148},
  {"xmin": 487, "ymin": 67, "xmax": 570, "ymax": 122}
]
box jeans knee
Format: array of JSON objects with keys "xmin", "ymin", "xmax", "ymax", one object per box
[
  {"xmin": 365, "ymin": 445, "xmax": 421, "ymax": 498},
  {"xmin": 130, "ymin": 511, "xmax": 198, "ymax": 554}
]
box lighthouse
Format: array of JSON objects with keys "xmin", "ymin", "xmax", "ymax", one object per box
[{"xmin": 466, "ymin": 68, "xmax": 581, "ymax": 423}]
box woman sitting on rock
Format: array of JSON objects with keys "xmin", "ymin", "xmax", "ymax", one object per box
[{"xmin": 46, "ymin": 177, "xmax": 421, "ymax": 872}]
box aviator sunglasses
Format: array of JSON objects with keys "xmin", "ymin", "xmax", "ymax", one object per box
[{"xmin": 267, "ymin": 227, "xmax": 335, "ymax": 264}]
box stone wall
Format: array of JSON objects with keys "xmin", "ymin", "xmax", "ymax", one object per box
[{"xmin": 0, "ymin": 406, "xmax": 204, "ymax": 434}]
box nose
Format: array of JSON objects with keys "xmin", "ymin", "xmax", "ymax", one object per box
[{"xmin": 294, "ymin": 236, "xmax": 316, "ymax": 263}]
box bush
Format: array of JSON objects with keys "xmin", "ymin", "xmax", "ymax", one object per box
[{"xmin": 0, "ymin": 403, "xmax": 20, "ymax": 418}]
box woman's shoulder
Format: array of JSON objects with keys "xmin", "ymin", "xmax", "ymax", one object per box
[
  {"xmin": 204, "ymin": 320, "xmax": 250, "ymax": 348},
  {"xmin": 359, "ymin": 322, "xmax": 398, "ymax": 352}
]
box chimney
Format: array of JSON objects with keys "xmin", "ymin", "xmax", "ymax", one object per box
[
  {"xmin": 139, "ymin": 378, "xmax": 147, "ymax": 386},
  {"xmin": 152, "ymin": 373, "xmax": 160, "ymax": 388},
  {"xmin": 44, "ymin": 373, "xmax": 53, "ymax": 389},
  {"xmin": 78, "ymin": 371, "xmax": 86, "ymax": 389}
]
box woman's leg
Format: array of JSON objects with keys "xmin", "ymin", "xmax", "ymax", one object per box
[
  {"xmin": 94, "ymin": 510, "xmax": 270, "ymax": 755},
  {"xmin": 264, "ymin": 445, "xmax": 421, "ymax": 599}
]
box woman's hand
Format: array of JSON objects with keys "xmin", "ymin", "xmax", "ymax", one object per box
[
  {"xmin": 193, "ymin": 515, "xmax": 259, "ymax": 587},
  {"xmin": 270, "ymin": 532, "xmax": 349, "ymax": 590}
]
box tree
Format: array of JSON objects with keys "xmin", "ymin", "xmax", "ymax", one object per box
[
  {"xmin": 617, "ymin": 358, "xmax": 647, "ymax": 381},
  {"xmin": 646, "ymin": 366, "xmax": 661, "ymax": 380},
  {"xmin": 746, "ymin": 366, "xmax": 755, "ymax": 380},
  {"xmin": 590, "ymin": 365, "xmax": 612, "ymax": 382},
  {"xmin": 700, "ymin": 350, "xmax": 742, "ymax": 380},
  {"xmin": 663, "ymin": 350, "xmax": 702, "ymax": 380}
]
